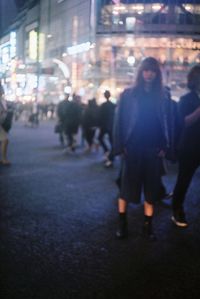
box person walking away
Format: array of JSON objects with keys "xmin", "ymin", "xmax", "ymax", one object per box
[
  {"xmin": 82, "ymin": 98, "xmax": 99, "ymax": 153},
  {"xmin": 172, "ymin": 64, "xmax": 200, "ymax": 228},
  {"xmin": 56, "ymin": 92, "xmax": 70, "ymax": 147},
  {"xmin": 113, "ymin": 57, "xmax": 172, "ymax": 240},
  {"xmin": 65, "ymin": 94, "xmax": 82, "ymax": 152},
  {"xmin": 98, "ymin": 90, "xmax": 116, "ymax": 167}
]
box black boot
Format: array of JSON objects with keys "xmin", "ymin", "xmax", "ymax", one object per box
[
  {"xmin": 115, "ymin": 213, "xmax": 128, "ymax": 239},
  {"xmin": 142, "ymin": 216, "xmax": 156, "ymax": 241}
]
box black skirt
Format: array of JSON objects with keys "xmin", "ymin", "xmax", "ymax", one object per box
[{"xmin": 119, "ymin": 149, "xmax": 163, "ymax": 204}]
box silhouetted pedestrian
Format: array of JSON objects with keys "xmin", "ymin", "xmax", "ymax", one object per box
[
  {"xmin": 82, "ymin": 98, "xmax": 99, "ymax": 153},
  {"xmin": 172, "ymin": 64, "xmax": 200, "ymax": 228},
  {"xmin": 98, "ymin": 90, "xmax": 116, "ymax": 167}
]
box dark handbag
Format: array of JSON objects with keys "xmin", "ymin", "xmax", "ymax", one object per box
[{"xmin": 2, "ymin": 111, "xmax": 13, "ymax": 132}]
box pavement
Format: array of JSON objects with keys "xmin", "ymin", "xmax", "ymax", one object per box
[{"xmin": 0, "ymin": 120, "xmax": 200, "ymax": 299}]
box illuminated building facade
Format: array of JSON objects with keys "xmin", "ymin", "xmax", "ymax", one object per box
[
  {"xmin": 94, "ymin": 0, "xmax": 200, "ymax": 99},
  {"xmin": 0, "ymin": 0, "xmax": 200, "ymax": 102}
]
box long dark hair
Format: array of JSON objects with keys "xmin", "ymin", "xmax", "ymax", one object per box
[
  {"xmin": 187, "ymin": 64, "xmax": 200, "ymax": 91},
  {"xmin": 134, "ymin": 57, "xmax": 163, "ymax": 97}
]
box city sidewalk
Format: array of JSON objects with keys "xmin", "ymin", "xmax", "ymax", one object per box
[{"xmin": 0, "ymin": 120, "xmax": 200, "ymax": 299}]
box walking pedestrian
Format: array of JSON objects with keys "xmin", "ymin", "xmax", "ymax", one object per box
[
  {"xmin": 56, "ymin": 92, "xmax": 70, "ymax": 147},
  {"xmin": 113, "ymin": 57, "xmax": 172, "ymax": 240},
  {"xmin": 172, "ymin": 64, "xmax": 200, "ymax": 228},
  {"xmin": 98, "ymin": 90, "xmax": 116, "ymax": 167},
  {"xmin": 82, "ymin": 98, "xmax": 99, "ymax": 153}
]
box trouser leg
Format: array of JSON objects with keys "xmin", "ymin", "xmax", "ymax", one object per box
[
  {"xmin": 172, "ymin": 158, "xmax": 199, "ymax": 211},
  {"xmin": 98, "ymin": 129, "xmax": 108, "ymax": 153}
]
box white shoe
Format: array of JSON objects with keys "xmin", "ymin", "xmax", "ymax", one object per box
[{"xmin": 104, "ymin": 160, "xmax": 113, "ymax": 168}]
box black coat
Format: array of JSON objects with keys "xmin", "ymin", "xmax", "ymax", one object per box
[{"xmin": 113, "ymin": 87, "xmax": 176, "ymax": 157}]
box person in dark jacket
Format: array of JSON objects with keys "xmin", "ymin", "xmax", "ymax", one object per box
[
  {"xmin": 65, "ymin": 94, "xmax": 82, "ymax": 151},
  {"xmin": 172, "ymin": 64, "xmax": 200, "ymax": 228},
  {"xmin": 57, "ymin": 92, "xmax": 70, "ymax": 146},
  {"xmin": 98, "ymin": 90, "xmax": 116, "ymax": 167},
  {"xmin": 113, "ymin": 57, "xmax": 172, "ymax": 240},
  {"xmin": 82, "ymin": 98, "xmax": 99, "ymax": 153}
]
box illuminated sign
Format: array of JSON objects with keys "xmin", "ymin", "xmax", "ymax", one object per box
[
  {"xmin": 1, "ymin": 46, "xmax": 9, "ymax": 64},
  {"xmin": 10, "ymin": 32, "xmax": 16, "ymax": 58},
  {"xmin": 29, "ymin": 30, "xmax": 38, "ymax": 60},
  {"xmin": 67, "ymin": 42, "xmax": 91, "ymax": 55},
  {"xmin": 126, "ymin": 37, "xmax": 200, "ymax": 50}
]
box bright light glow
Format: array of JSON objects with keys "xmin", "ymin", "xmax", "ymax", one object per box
[
  {"xmin": 184, "ymin": 4, "xmax": 192, "ymax": 12},
  {"xmin": 90, "ymin": 43, "xmax": 96, "ymax": 49},
  {"xmin": 29, "ymin": 30, "xmax": 38, "ymax": 60},
  {"xmin": 113, "ymin": 5, "xmax": 126, "ymax": 11},
  {"xmin": 10, "ymin": 32, "xmax": 16, "ymax": 58},
  {"xmin": 152, "ymin": 4, "xmax": 162, "ymax": 11},
  {"xmin": 127, "ymin": 56, "xmax": 135, "ymax": 65},
  {"xmin": 131, "ymin": 5, "xmax": 144, "ymax": 11},
  {"xmin": 64, "ymin": 85, "xmax": 72, "ymax": 94},
  {"xmin": 67, "ymin": 42, "xmax": 91, "ymax": 55},
  {"xmin": 18, "ymin": 64, "xmax": 26, "ymax": 69},
  {"xmin": 126, "ymin": 17, "xmax": 136, "ymax": 30}
]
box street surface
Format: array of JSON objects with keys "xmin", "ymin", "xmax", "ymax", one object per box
[{"xmin": 0, "ymin": 120, "xmax": 200, "ymax": 299}]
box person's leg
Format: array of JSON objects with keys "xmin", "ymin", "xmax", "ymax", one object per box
[
  {"xmin": 59, "ymin": 131, "xmax": 64, "ymax": 146},
  {"xmin": 1, "ymin": 138, "xmax": 10, "ymax": 164},
  {"xmin": 104, "ymin": 130, "xmax": 114, "ymax": 167},
  {"xmin": 143, "ymin": 201, "xmax": 156, "ymax": 240},
  {"xmin": 116, "ymin": 198, "xmax": 128, "ymax": 239},
  {"xmin": 172, "ymin": 157, "xmax": 198, "ymax": 227},
  {"xmin": 98, "ymin": 129, "xmax": 108, "ymax": 153},
  {"xmin": 142, "ymin": 154, "xmax": 161, "ymax": 240}
]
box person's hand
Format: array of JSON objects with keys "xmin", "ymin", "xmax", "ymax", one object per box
[
  {"xmin": 157, "ymin": 149, "xmax": 165, "ymax": 158},
  {"xmin": 194, "ymin": 106, "xmax": 200, "ymax": 119}
]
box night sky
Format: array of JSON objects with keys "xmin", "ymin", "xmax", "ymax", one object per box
[
  {"xmin": 0, "ymin": 0, "xmax": 18, "ymax": 35},
  {"xmin": 0, "ymin": 0, "xmax": 39, "ymax": 35}
]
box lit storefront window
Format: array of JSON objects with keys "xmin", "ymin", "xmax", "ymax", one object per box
[{"xmin": 29, "ymin": 30, "xmax": 38, "ymax": 61}]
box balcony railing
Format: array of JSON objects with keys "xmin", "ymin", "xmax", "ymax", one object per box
[{"xmin": 96, "ymin": 23, "xmax": 200, "ymax": 35}]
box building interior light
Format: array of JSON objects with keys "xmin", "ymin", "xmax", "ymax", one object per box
[
  {"xmin": 113, "ymin": 5, "xmax": 126, "ymax": 11},
  {"xmin": 127, "ymin": 55, "xmax": 136, "ymax": 65},
  {"xmin": 152, "ymin": 4, "xmax": 162, "ymax": 11},
  {"xmin": 184, "ymin": 5, "xmax": 193, "ymax": 12}
]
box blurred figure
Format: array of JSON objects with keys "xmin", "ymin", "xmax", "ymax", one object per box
[
  {"xmin": 172, "ymin": 65, "xmax": 200, "ymax": 228},
  {"xmin": 0, "ymin": 81, "xmax": 10, "ymax": 165},
  {"xmin": 56, "ymin": 92, "xmax": 70, "ymax": 147},
  {"xmin": 82, "ymin": 98, "xmax": 99, "ymax": 153},
  {"xmin": 29, "ymin": 101, "xmax": 39, "ymax": 127},
  {"xmin": 65, "ymin": 94, "xmax": 82, "ymax": 151},
  {"xmin": 98, "ymin": 90, "xmax": 116, "ymax": 167}
]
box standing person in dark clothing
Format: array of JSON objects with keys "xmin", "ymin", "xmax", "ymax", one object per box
[
  {"xmin": 172, "ymin": 65, "xmax": 200, "ymax": 228},
  {"xmin": 57, "ymin": 92, "xmax": 70, "ymax": 147},
  {"xmin": 113, "ymin": 57, "xmax": 172, "ymax": 240},
  {"xmin": 98, "ymin": 90, "xmax": 116, "ymax": 167},
  {"xmin": 65, "ymin": 94, "xmax": 82, "ymax": 152},
  {"xmin": 82, "ymin": 98, "xmax": 99, "ymax": 153}
]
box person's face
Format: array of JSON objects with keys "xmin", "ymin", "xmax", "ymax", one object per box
[{"xmin": 142, "ymin": 69, "xmax": 156, "ymax": 84}]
